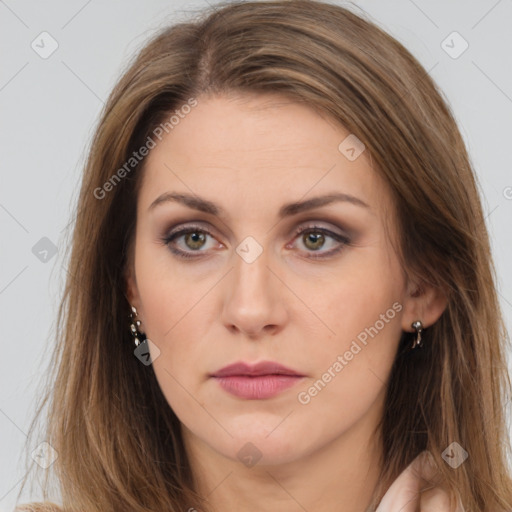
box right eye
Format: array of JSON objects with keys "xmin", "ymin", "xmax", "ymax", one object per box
[{"xmin": 161, "ymin": 225, "xmax": 223, "ymax": 260}]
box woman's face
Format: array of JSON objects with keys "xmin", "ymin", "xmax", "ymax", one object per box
[{"xmin": 127, "ymin": 92, "xmax": 428, "ymax": 467}]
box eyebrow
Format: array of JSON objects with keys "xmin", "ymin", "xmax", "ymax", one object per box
[{"xmin": 148, "ymin": 191, "xmax": 370, "ymax": 218}]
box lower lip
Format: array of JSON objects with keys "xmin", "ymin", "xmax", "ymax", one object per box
[{"xmin": 212, "ymin": 375, "xmax": 303, "ymax": 399}]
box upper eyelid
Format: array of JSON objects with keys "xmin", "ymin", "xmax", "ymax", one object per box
[{"xmin": 164, "ymin": 219, "xmax": 347, "ymax": 237}]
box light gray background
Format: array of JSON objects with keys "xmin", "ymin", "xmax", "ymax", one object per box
[{"xmin": 1, "ymin": 0, "xmax": 511, "ymax": 509}]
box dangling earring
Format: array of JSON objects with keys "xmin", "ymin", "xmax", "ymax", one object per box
[
  {"xmin": 129, "ymin": 305, "xmax": 146, "ymax": 347},
  {"xmin": 411, "ymin": 320, "xmax": 424, "ymax": 349}
]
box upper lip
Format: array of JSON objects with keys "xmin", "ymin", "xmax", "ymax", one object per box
[{"xmin": 210, "ymin": 361, "xmax": 304, "ymax": 378}]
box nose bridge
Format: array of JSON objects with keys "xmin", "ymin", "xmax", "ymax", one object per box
[
  {"xmin": 221, "ymin": 236, "xmax": 287, "ymax": 336},
  {"xmin": 231, "ymin": 240, "xmax": 273, "ymax": 305}
]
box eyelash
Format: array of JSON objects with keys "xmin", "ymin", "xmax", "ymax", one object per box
[{"xmin": 161, "ymin": 224, "xmax": 351, "ymax": 261}]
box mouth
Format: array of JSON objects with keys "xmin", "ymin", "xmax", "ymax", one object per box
[{"xmin": 209, "ymin": 361, "xmax": 305, "ymax": 400}]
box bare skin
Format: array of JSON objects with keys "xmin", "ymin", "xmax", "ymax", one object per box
[{"xmin": 126, "ymin": 92, "xmax": 447, "ymax": 512}]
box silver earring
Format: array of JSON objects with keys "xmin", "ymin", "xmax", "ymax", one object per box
[
  {"xmin": 411, "ymin": 320, "xmax": 424, "ymax": 349},
  {"xmin": 129, "ymin": 305, "xmax": 146, "ymax": 347}
]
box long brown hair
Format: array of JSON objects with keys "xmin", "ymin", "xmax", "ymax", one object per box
[{"xmin": 15, "ymin": 1, "xmax": 512, "ymax": 510}]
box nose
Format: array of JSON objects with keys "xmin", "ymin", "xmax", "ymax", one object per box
[{"xmin": 220, "ymin": 246, "xmax": 288, "ymax": 340}]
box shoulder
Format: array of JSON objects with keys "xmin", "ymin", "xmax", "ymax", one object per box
[{"xmin": 376, "ymin": 451, "xmax": 464, "ymax": 512}]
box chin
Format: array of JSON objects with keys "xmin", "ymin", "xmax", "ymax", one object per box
[
  {"xmin": 226, "ymin": 436, "xmax": 306, "ymax": 467},
  {"xmin": 209, "ymin": 418, "xmax": 312, "ymax": 467}
]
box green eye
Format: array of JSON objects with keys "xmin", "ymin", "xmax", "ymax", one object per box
[{"xmin": 162, "ymin": 223, "xmax": 350, "ymax": 261}]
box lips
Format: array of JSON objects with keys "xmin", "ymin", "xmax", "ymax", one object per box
[
  {"xmin": 209, "ymin": 361, "xmax": 305, "ymax": 399},
  {"xmin": 210, "ymin": 361, "xmax": 304, "ymax": 378}
]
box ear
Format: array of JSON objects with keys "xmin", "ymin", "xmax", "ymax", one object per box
[
  {"xmin": 400, "ymin": 276, "xmax": 448, "ymax": 333},
  {"xmin": 124, "ymin": 260, "xmax": 141, "ymax": 313}
]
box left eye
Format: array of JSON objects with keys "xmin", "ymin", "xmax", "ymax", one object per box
[
  {"xmin": 288, "ymin": 225, "xmax": 350, "ymax": 259},
  {"xmin": 162, "ymin": 224, "xmax": 350, "ymax": 260}
]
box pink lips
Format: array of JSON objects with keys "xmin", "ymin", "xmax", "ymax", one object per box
[{"xmin": 210, "ymin": 361, "xmax": 305, "ymax": 400}]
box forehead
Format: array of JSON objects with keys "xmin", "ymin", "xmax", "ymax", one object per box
[{"xmin": 137, "ymin": 93, "xmax": 392, "ymax": 220}]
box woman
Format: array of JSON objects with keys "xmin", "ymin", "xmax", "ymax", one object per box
[{"xmin": 15, "ymin": 1, "xmax": 512, "ymax": 511}]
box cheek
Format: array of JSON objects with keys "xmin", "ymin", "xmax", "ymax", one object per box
[
  {"xmin": 302, "ymin": 249, "xmax": 404, "ymax": 384},
  {"xmin": 133, "ymin": 242, "xmax": 219, "ymax": 390},
  {"xmin": 134, "ymin": 240, "xmax": 198, "ymax": 338},
  {"xmin": 293, "ymin": 271, "xmax": 403, "ymax": 438},
  {"xmin": 313, "ymin": 251, "xmax": 402, "ymax": 334}
]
